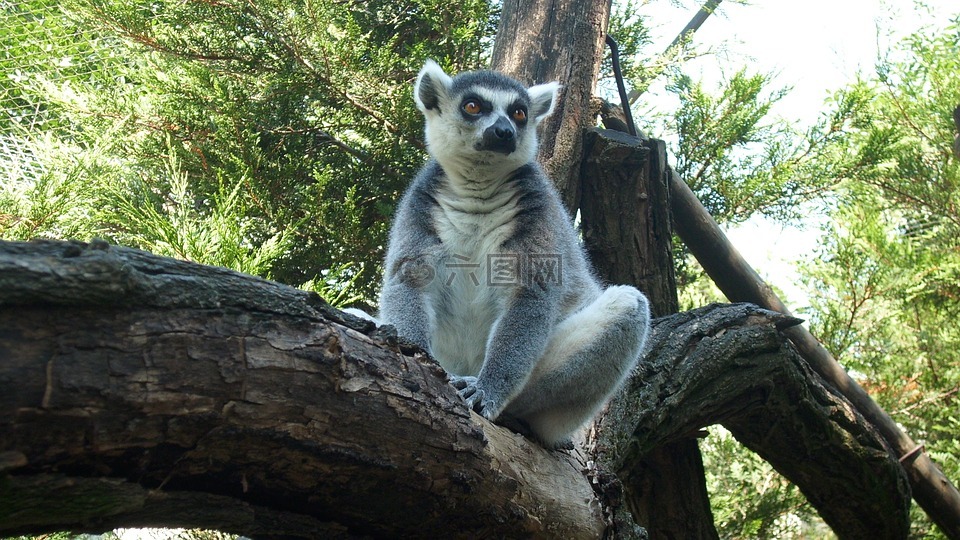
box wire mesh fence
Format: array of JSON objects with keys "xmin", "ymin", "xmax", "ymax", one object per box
[{"xmin": 0, "ymin": 0, "xmax": 115, "ymax": 183}]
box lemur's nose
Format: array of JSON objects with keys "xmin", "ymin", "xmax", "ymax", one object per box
[{"xmin": 481, "ymin": 116, "xmax": 518, "ymax": 154}]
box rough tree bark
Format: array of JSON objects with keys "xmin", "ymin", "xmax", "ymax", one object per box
[
  {"xmin": 669, "ymin": 167, "xmax": 960, "ymax": 538},
  {"xmin": 0, "ymin": 240, "xmax": 605, "ymax": 539},
  {"xmin": 579, "ymin": 128, "xmax": 718, "ymax": 539},
  {"xmin": 605, "ymin": 304, "xmax": 911, "ymax": 539},
  {"xmin": 491, "ymin": 0, "xmax": 611, "ymax": 212},
  {"xmin": 0, "ymin": 240, "xmax": 912, "ymax": 538}
]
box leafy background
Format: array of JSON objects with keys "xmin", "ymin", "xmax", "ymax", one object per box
[{"xmin": 1, "ymin": 0, "xmax": 957, "ymax": 537}]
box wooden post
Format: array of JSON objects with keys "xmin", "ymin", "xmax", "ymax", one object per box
[{"xmin": 580, "ymin": 128, "xmax": 719, "ymax": 539}]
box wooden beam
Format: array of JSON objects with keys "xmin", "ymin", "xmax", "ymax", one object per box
[{"xmin": 669, "ymin": 168, "xmax": 960, "ymax": 539}]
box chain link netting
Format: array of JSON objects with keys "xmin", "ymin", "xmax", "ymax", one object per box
[{"xmin": 0, "ymin": 0, "xmax": 114, "ymax": 183}]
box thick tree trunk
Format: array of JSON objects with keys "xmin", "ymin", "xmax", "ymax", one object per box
[
  {"xmin": 579, "ymin": 129, "xmax": 676, "ymax": 316},
  {"xmin": 491, "ymin": 0, "xmax": 611, "ymax": 212},
  {"xmin": 1, "ymin": 240, "xmax": 911, "ymax": 539}
]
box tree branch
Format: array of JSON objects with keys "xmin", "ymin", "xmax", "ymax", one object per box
[
  {"xmin": 0, "ymin": 239, "xmax": 914, "ymax": 538},
  {"xmin": 0, "ymin": 239, "xmax": 603, "ymax": 539},
  {"xmin": 668, "ymin": 166, "xmax": 960, "ymax": 538}
]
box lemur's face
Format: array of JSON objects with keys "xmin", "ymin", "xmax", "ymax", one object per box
[{"xmin": 414, "ymin": 60, "xmax": 559, "ymax": 178}]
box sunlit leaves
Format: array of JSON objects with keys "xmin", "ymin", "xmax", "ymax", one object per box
[
  {"xmin": 668, "ymin": 69, "xmax": 825, "ymax": 224},
  {"xmin": 800, "ymin": 14, "xmax": 960, "ymax": 538},
  {"xmin": 1, "ymin": 0, "xmax": 496, "ymax": 304}
]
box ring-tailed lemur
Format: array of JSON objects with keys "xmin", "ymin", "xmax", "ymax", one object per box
[{"xmin": 375, "ymin": 60, "xmax": 651, "ymax": 448}]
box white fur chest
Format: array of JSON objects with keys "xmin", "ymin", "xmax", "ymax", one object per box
[
  {"xmin": 432, "ymin": 179, "xmax": 521, "ymax": 258},
  {"xmin": 428, "ymin": 177, "xmax": 522, "ymax": 376}
]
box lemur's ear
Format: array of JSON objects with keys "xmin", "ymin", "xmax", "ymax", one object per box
[
  {"xmin": 528, "ymin": 82, "xmax": 561, "ymax": 123},
  {"xmin": 415, "ymin": 60, "xmax": 453, "ymax": 114}
]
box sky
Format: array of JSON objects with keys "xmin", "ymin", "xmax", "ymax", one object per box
[{"xmin": 635, "ymin": 0, "xmax": 959, "ymax": 310}]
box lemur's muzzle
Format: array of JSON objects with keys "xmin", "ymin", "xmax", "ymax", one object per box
[{"xmin": 480, "ymin": 116, "xmax": 517, "ymax": 154}]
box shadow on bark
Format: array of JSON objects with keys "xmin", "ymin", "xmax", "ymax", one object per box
[{"xmin": 0, "ymin": 240, "xmax": 909, "ymax": 539}]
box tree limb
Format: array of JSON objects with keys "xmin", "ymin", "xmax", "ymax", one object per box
[
  {"xmin": 0, "ymin": 240, "xmax": 913, "ymax": 538},
  {"xmin": 591, "ymin": 303, "xmax": 911, "ymax": 539},
  {"xmin": 0, "ymin": 239, "xmax": 603, "ymax": 539},
  {"xmin": 668, "ymin": 165, "xmax": 960, "ymax": 538}
]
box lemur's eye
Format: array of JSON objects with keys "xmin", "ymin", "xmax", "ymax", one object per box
[
  {"xmin": 463, "ymin": 100, "xmax": 481, "ymax": 115},
  {"xmin": 512, "ymin": 108, "xmax": 527, "ymax": 122}
]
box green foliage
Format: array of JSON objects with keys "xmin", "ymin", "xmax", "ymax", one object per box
[
  {"xmin": 675, "ymin": 255, "xmax": 725, "ymax": 311},
  {"xmin": 301, "ymin": 263, "xmax": 368, "ymax": 308},
  {"xmin": 703, "ymin": 429, "xmax": 833, "ymax": 540},
  {"xmin": 797, "ymin": 14, "xmax": 960, "ymax": 539},
  {"xmin": 669, "ymin": 69, "xmax": 826, "ymax": 225},
  {"xmin": 661, "ymin": 67, "xmax": 839, "ymax": 294},
  {"xmin": 1, "ymin": 0, "xmax": 497, "ymax": 305},
  {"xmin": 101, "ymin": 138, "xmax": 297, "ymax": 278},
  {"xmin": 0, "ymin": 161, "xmax": 98, "ymax": 240},
  {"xmin": 601, "ymin": 0, "xmax": 653, "ymax": 94}
]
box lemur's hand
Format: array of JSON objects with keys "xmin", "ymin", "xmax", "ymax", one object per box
[{"xmin": 449, "ymin": 375, "xmax": 500, "ymax": 420}]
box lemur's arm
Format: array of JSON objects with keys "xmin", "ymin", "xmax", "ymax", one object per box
[
  {"xmin": 452, "ymin": 282, "xmax": 559, "ymax": 420},
  {"xmin": 379, "ymin": 181, "xmax": 440, "ymax": 353},
  {"xmin": 380, "ymin": 274, "xmax": 432, "ymax": 352}
]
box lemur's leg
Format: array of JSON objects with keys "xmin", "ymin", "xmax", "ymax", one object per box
[{"xmin": 502, "ymin": 285, "xmax": 650, "ymax": 447}]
